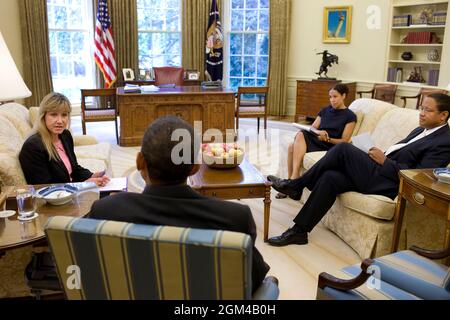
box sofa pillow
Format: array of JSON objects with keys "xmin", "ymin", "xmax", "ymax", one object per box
[
  {"xmin": 29, "ymin": 107, "xmax": 40, "ymax": 130},
  {"xmin": 0, "ymin": 116, "xmax": 24, "ymax": 153},
  {"xmin": 0, "ymin": 152, "xmax": 27, "ymax": 186},
  {"xmin": 351, "ymin": 111, "xmax": 364, "ymax": 137},
  {"xmin": 371, "ymin": 108, "xmax": 420, "ymax": 152},
  {"xmin": 349, "ymin": 99, "xmax": 396, "ymax": 135}
]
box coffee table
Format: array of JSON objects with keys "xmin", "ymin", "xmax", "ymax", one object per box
[
  {"xmin": 0, "ymin": 186, "xmax": 99, "ymax": 255},
  {"xmin": 189, "ymin": 158, "xmax": 272, "ymax": 241}
]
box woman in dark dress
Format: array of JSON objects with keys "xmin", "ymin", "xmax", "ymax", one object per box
[{"xmin": 277, "ymin": 84, "xmax": 356, "ymax": 199}]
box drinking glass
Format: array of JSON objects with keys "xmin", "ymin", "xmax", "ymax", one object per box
[{"xmin": 16, "ymin": 186, "xmax": 36, "ymax": 219}]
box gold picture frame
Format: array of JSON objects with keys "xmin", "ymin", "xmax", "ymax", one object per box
[{"xmin": 323, "ymin": 6, "xmax": 352, "ymax": 43}]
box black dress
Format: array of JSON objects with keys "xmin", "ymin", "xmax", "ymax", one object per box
[{"xmin": 301, "ymin": 106, "xmax": 357, "ymax": 152}]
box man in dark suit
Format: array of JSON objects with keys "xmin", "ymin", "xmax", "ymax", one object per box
[
  {"xmin": 267, "ymin": 93, "xmax": 450, "ymax": 247},
  {"xmin": 88, "ymin": 116, "xmax": 270, "ymax": 292}
]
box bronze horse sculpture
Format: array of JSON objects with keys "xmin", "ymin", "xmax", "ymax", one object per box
[{"xmin": 316, "ymin": 50, "xmax": 339, "ymax": 79}]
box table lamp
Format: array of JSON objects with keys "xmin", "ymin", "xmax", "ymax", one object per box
[{"xmin": 0, "ymin": 31, "xmax": 31, "ymax": 103}]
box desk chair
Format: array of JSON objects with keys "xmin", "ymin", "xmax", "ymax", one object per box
[
  {"xmin": 317, "ymin": 246, "xmax": 450, "ymax": 300},
  {"xmin": 44, "ymin": 216, "xmax": 279, "ymax": 300},
  {"xmin": 357, "ymin": 84, "xmax": 397, "ymax": 104},
  {"xmin": 400, "ymin": 88, "xmax": 448, "ymax": 109},
  {"xmin": 235, "ymin": 87, "xmax": 269, "ymax": 134},
  {"xmin": 153, "ymin": 67, "xmax": 184, "ymax": 86},
  {"xmin": 80, "ymin": 88, "xmax": 118, "ymax": 144}
]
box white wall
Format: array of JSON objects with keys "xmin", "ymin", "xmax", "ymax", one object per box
[
  {"xmin": 286, "ymin": 0, "xmax": 391, "ymax": 114},
  {"xmin": 0, "ymin": 0, "xmax": 23, "ymax": 75}
]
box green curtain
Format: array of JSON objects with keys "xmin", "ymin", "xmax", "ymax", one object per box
[
  {"xmin": 182, "ymin": 0, "xmax": 222, "ymax": 80},
  {"xmin": 19, "ymin": 0, "xmax": 53, "ymax": 107},
  {"xmin": 267, "ymin": 0, "xmax": 291, "ymax": 116},
  {"xmin": 110, "ymin": 0, "xmax": 138, "ymax": 85}
]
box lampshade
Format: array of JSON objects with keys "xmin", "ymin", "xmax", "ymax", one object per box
[
  {"xmin": 0, "ymin": 31, "xmax": 31, "ymax": 101},
  {"xmin": 447, "ymin": 84, "xmax": 450, "ymax": 91}
]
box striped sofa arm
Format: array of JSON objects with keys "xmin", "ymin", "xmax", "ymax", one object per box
[{"xmin": 44, "ymin": 216, "xmax": 253, "ymax": 300}]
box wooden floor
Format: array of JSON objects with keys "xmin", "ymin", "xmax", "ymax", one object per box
[{"xmin": 72, "ymin": 116, "xmax": 362, "ymax": 300}]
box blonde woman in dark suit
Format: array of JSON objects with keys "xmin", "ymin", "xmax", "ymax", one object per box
[{"xmin": 19, "ymin": 92, "xmax": 110, "ymax": 186}]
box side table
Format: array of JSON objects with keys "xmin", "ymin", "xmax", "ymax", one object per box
[{"xmin": 391, "ymin": 169, "xmax": 450, "ymax": 265}]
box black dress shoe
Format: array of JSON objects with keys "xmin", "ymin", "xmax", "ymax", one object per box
[
  {"xmin": 267, "ymin": 175, "xmax": 302, "ymax": 200},
  {"xmin": 267, "ymin": 228, "xmax": 308, "ymax": 247}
]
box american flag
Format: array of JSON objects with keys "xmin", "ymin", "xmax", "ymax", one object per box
[{"xmin": 94, "ymin": 0, "xmax": 117, "ymax": 88}]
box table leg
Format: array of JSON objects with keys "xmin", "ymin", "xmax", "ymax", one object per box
[
  {"xmin": 391, "ymin": 196, "xmax": 406, "ymax": 253},
  {"xmin": 445, "ymin": 222, "xmax": 450, "ymax": 266},
  {"xmin": 263, "ymin": 185, "xmax": 271, "ymax": 242}
]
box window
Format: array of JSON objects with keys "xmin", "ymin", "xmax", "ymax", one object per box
[
  {"xmin": 137, "ymin": 0, "xmax": 181, "ymax": 69},
  {"xmin": 225, "ymin": 0, "xmax": 269, "ymax": 90},
  {"xmin": 47, "ymin": 0, "xmax": 95, "ymax": 104}
]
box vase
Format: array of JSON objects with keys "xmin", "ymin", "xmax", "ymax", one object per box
[
  {"xmin": 427, "ymin": 49, "xmax": 440, "ymax": 62},
  {"xmin": 401, "ymin": 52, "xmax": 413, "ymax": 61}
]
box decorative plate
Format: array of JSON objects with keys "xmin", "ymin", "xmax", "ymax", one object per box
[
  {"xmin": 433, "ymin": 168, "xmax": 450, "ymax": 185},
  {"xmin": 36, "ymin": 185, "xmax": 76, "ymax": 205}
]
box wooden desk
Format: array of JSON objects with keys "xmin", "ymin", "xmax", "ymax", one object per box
[
  {"xmin": 0, "ymin": 187, "xmax": 99, "ymax": 254},
  {"xmin": 117, "ymin": 86, "xmax": 236, "ymax": 147},
  {"xmin": 295, "ymin": 80, "xmax": 356, "ymax": 121},
  {"xmin": 123, "ymin": 79, "xmax": 201, "ymax": 86},
  {"xmin": 391, "ymin": 169, "xmax": 450, "ymax": 265},
  {"xmin": 189, "ymin": 158, "xmax": 272, "ymax": 241}
]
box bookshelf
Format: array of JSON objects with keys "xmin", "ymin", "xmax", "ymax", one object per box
[{"xmin": 386, "ymin": 0, "xmax": 449, "ymax": 87}]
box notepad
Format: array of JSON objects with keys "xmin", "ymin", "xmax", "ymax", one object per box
[
  {"xmin": 351, "ymin": 133, "xmax": 375, "ymax": 153},
  {"xmin": 99, "ymin": 177, "xmax": 128, "ymax": 193},
  {"xmin": 291, "ymin": 123, "xmax": 320, "ymax": 136}
]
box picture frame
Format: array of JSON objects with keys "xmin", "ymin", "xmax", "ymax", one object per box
[
  {"xmin": 186, "ymin": 70, "xmax": 200, "ymax": 80},
  {"xmin": 323, "ymin": 6, "xmax": 352, "ymax": 43},
  {"xmin": 122, "ymin": 68, "xmax": 135, "ymax": 81}
]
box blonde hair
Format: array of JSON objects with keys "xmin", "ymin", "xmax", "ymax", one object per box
[{"xmin": 37, "ymin": 92, "xmax": 72, "ymax": 161}]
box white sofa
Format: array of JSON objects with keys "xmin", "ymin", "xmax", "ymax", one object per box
[
  {"xmin": 0, "ymin": 102, "xmax": 112, "ymax": 186},
  {"xmin": 278, "ymin": 98, "xmax": 447, "ymax": 259},
  {"xmin": 0, "ymin": 102, "xmax": 112, "ymax": 298}
]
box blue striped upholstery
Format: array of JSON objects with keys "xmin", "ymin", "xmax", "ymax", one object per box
[
  {"xmin": 317, "ymin": 264, "xmax": 420, "ymax": 300},
  {"xmin": 373, "ymin": 250, "xmax": 450, "ymax": 300},
  {"xmin": 44, "ymin": 216, "xmax": 257, "ymax": 300}
]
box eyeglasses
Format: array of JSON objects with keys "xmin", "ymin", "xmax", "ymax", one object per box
[{"xmin": 418, "ymin": 106, "xmax": 441, "ymax": 113}]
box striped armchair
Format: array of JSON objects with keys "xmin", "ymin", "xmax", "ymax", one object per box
[
  {"xmin": 44, "ymin": 216, "xmax": 279, "ymax": 300},
  {"xmin": 317, "ymin": 246, "xmax": 450, "ymax": 300}
]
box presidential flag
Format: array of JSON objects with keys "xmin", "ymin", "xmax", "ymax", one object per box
[
  {"xmin": 94, "ymin": 0, "xmax": 117, "ymax": 88},
  {"xmin": 205, "ymin": 0, "xmax": 223, "ymax": 81}
]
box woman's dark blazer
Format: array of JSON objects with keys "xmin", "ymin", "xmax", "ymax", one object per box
[{"xmin": 19, "ymin": 130, "xmax": 93, "ymax": 184}]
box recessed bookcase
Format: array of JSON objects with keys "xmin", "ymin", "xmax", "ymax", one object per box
[{"xmin": 386, "ymin": 0, "xmax": 449, "ymax": 87}]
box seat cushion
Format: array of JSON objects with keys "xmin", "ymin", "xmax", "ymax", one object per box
[
  {"xmin": 303, "ymin": 151, "xmax": 326, "ymax": 171},
  {"xmin": 339, "ymin": 192, "xmax": 396, "ymax": 220},
  {"xmin": 318, "ymin": 264, "xmax": 420, "ymax": 300},
  {"xmin": 373, "ymin": 250, "xmax": 450, "ymax": 300},
  {"xmin": 84, "ymin": 109, "xmax": 116, "ymax": 120},
  {"xmin": 238, "ymin": 107, "xmax": 265, "ymax": 115},
  {"xmin": 74, "ymin": 142, "xmax": 111, "ymax": 164}
]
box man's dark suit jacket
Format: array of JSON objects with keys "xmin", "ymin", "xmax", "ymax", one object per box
[
  {"xmin": 382, "ymin": 125, "xmax": 450, "ymax": 181},
  {"xmin": 88, "ymin": 184, "xmax": 270, "ymax": 293},
  {"xmin": 19, "ymin": 130, "xmax": 93, "ymax": 184},
  {"xmin": 359, "ymin": 125, "xmax": 450, "ymax": 199}
]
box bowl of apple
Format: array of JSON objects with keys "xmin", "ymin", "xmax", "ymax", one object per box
[{"xmin": 202, "ymin": 143, "xmax": 245, "ymax": 169}]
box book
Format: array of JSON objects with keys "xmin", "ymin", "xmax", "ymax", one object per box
[
  {"xmin": 140, "ymin": 85, "xmax": 160, "ymax": 92},
  {"xmin": 351, "ymin": 133, "xmax": 375, "ymax": 153},
  {"xmin": 123, "ymin": 84, "xmax": 141, "ymax": 93},
  {"xmin": 292, "ymin": 123, "xmax": 320, "ymax": 136}
]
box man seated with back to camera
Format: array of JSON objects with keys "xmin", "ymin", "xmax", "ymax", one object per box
[
  {"xmin": 267, "ymin": 93, "xmax": 450, "ymax": 247},
  {"xmin": 87, "ymin": 116, "xmax": 270, "ymax": 292}
]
